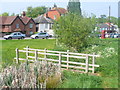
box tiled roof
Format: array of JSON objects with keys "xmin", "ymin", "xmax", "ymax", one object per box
[
  {"xmin": 0, "ymin": 16, "xmax": 17, "ymax": 25},
  {"xmin": 34, "ymin": 15, "xmax": 54, "ymax": 24},
  {"xmin": 55, "ymin": 8, "xmax": 67, "ymax": 14},
  {"xmin": 20, "ymin": 16, "xmax": 31, "ymax": 24},
  {"xmin": 50, "ymin": 8, "xmax": 67, "ymax": 15}
]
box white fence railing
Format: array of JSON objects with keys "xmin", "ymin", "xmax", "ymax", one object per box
[{"xmin": 14, "ymin": 46, "xmax": 100, "ymax": 73}]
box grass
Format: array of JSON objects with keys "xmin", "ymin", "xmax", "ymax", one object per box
[
  {"xmin": 1, "ymin": 38, "xmax": 119, "ymax": 88},
  {"xmin": 1, "ymin": 39, "xmax": 55, "ymax": 67}
]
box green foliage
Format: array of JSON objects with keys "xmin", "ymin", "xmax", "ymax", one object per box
[
  {"xmin": 59, "ymin": 70, "xmax": 102, "ymax": 88},
  {"xmin": 1, "ymin": 12, "xmax": 9, "ymax": 16},
  {"xmin": 11, "ymin": 13, "xmax": 15, "ymax": 16},
  {"xmin": 26, "ymin": 6, "xmax": 47, "ymax": 18},
  {"xmin": 67, "ymin": 0, "xmax": 81, "ymax": 15},
  {"xmin": 118, "ymin": 17, "xmax": 120, "ymax": 28},
  {"xmin": 97, "ymin": 15, "xmax": 118, "ymax": 25},
  {"xmin": 53, "ymin": 13, "xmax": 96, "ymax": 52}
]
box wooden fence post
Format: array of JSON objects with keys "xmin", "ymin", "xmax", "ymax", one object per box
[
  {"xmin": 67, "ymin": 50, "xmax": 69, "ymax": 69},
  {"xmin": 44, "ymin": 48, "xmax": 47, "ymax": 61},
  {"xmin": 92, "ymin": 53, "xmax": 95, "ymax": 73},
  {"xmin": 59, "ymin": 53, "xmax": 62, "ymax": 71},
  {"xmin": 85, "ymin": 55, "xmax": 89, "ymax": 73},
  {"xmin": 26, "ymin": 46, "xmax": 29, "ymax": 61},
  {"xmin": 16, "ymin": 48, "xmax": 19, "ymax": 64},
  {"xmin": 35, "ymin": 50, "xmax": 38, "ymax": 61}
]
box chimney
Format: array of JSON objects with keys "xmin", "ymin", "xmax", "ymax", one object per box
[{"xmin": 22, "ymin": 11, "xmax": 26, "ymax": 17}]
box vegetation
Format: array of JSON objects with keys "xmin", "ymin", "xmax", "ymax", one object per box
[
  {"xmin": 26, "ymin": 6, "xmax": 47, "ymax": 18},
  {"xmin": 1, "ymin": 39, "xmax": 55, "ymax": 67},
  {"xmin": 1, "ymin": 38, "xmax": 118, "ymax": 88},
  {"xmin": 0, "ymin": 12, "xmax": 9, "ymax": 16},
  {"xmin": 97, "ymin": 14, "xmax": 118, "ymax": 25},
  {"xmin": 67, "ymin": 0, "xmax": 81, "ymax": 15},
  {"xmin": 0, "ymin": 61, "xmax": 61, "ymax": 88},
  {"xmin": 53, "ymin": 13, "xmax": 96, "ymax": 52},
  {"xmin": 58, "ymin": 38, "xmax": 118, "ymax": 88}
]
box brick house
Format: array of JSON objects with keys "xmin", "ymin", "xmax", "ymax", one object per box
[
  {"xmin": 20, "ymin": 11, "xmax": 36, "ymax": 36},
  {"xmin": 44, "ymin": 5, "xmax": 67, "ymax": 20},
  {"xmin": 0, "ymin": 16, "xmax": 25, "ymax": 36},
  {"xmin": 0, "ymin": 12, "xmax": 36, "ymax": 36}
]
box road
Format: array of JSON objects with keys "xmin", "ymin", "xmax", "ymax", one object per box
[{"xmin": 0, "ymin": 37, "xmax": 55, "ymax": 40}]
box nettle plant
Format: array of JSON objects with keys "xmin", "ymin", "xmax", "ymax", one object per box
[{"xmin": 0, "ymin": 61, "xmax": 61, "ymax": 88}]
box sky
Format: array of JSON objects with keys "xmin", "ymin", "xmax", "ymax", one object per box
[{"xmin": 0, "ymin": 0, "xmax": 119, "ymax": 18}]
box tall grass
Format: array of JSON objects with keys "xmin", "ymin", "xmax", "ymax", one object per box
[{"xmin": 0, "ymin": 61, "xmax": 61, "ymax": 88}]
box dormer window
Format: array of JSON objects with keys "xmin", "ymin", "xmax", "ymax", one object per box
[{"xmin": 16, "ymin": 24, "xmax": 19, "ymax": 28}]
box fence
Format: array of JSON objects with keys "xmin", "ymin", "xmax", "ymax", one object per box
[{"xmin": 14, "ymin": 46, "xmax": 100, "ymax": 73}]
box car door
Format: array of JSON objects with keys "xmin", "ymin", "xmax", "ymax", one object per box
[
  {"xmin": 17, "ymin": 33, "xmax": 22, "ymax": 39},
  {"xmin": 38, "ymin": 33, "xmax": 46, "ymax": 38},
  {"xmin": 12, "ymin": 33, "xmax": 18, "ymax": 39}
]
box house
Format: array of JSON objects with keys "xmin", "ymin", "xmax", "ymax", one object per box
[
  {"xmin": 44, "ymin": 4, "xmax": 67, "ymax": 20},
  {"xmin": 20, "ymin": 11, "xmax": 36, "ymax": 36},
  {"xmin": 96, "ymin": 23, "xmax": 118, "ymax": 33},
  {"xmin": 34, "ymin": 15, "xmax": 54, "ymax": 36},
  {"xmin": 0, "ymin": 16, "xmax": 25, "ymax": 36},
  {"xmin": 0, "ymin": 11, "xmax": 36, "ymax": 36}
]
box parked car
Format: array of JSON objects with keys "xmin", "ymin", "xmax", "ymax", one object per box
[
  {"xmin": 4, "ymin": 32, "xmax": 26, "ymax": 40},
  {"xmin": 30, "ymin": 32, "xmax": 50, "ymax": 39}
]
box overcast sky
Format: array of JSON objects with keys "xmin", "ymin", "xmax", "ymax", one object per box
[{"xmin": 0, "ymin": 0, "xmax": 119, "ymax": 18}]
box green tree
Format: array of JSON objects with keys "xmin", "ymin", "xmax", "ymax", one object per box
[
  {"xmin": 107, "ymin": 16, "xmax": 118, "ymax": 25},
  {"xmin": 1, "ymin": 12, "xmax": 9, "ymax": 16},
  {"xmin": 53, "ymin": 13, "xmax": 96, "ymax": 52},
  {"xmin": 118, "ymin": 17, "xmax": 120, "ymax": 28},
  {"xmin": 26, "ymin": 6, "xmax": 47, "ymax": 18},
  {"xmin": 11, "ymin": 13, "xmax": 15, "ymax": 16},
  {"xmin": 67, "ymin": 0, "xmax": 81, "ymax": 15},
  {"xmin": 97, "ymin": 15, "xmax": 107, "ymax": 23}
]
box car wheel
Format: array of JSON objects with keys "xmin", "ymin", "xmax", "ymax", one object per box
[
  {"xmin": 35, "ymin": 36, "xmax": 39, "ymax": 39},
  {"xmin": 8, "ymin": 37, "xmax": 12, "ymax": 40},
  {"xmin": 21, "ymin": 37, "xmax": 24, "ymax": 39},
  {"xmin": 46, "ymin": 36, "xmax": 48, "ymax": 39}
]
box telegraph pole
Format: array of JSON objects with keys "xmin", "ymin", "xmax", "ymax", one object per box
[{"xmin": 109, "ymin": 6, "xmax": 111, "ymax": 33}]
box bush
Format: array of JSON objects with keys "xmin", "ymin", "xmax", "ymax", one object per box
[
  {"xmin": 0, "ymin": 61, "xmax": 61, "ymax": 88},
  {"xmin": 53, "ymin": 13, "xmax": 96, "ymax": 52}
]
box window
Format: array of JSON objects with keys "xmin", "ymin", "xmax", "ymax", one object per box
[
  {"xmin": 16, "ymin": 24, "xmax": 19, "ymax": 28},
  {"xmin": 45, "ymin": 24, "xmax": 48, "ymax": 29},
  {"xmin": 29, "ymin": 23, "xmax": 33, "ymax": 29},
  {"xmin": 18, "ymin": 33, "xmax": 21, "ymax": 35}
]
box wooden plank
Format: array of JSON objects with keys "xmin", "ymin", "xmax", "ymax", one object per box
[
  {"xmin": 61, "ymin": 61, "xmax": 99, "ymax": 67},
  {"xmin": 62, "ymin": 55, "xmax": 86, "ymax": 59},
  {"xmin": 69, "ymin": 52, "xmax": 100, "ymax": 57},
  {"xmin": 15, "ymin": 48, "xmax": 19, "ymax": 64},
  {"xmin": 19, "ymin": 50, "xmax": 35, "ymax": 53},
  {"xmin": 43, "ymin": 58, "xmax": 59, "ymax": 62},
  {"xmin": 67, "ymin": 50, "xmax": 69, "ymax": 69},
  {"xmin": 85, "ymin": 55, "xmax": 89, "ymax": 73},
  {"xmin": 35, "ymin": 50, "xmax": 38, "ymax": 61},
  {"xmin": 92, "ymin": 53, "xmax": 95, "ymax": 73},
  {"xmin": 26, "ymin": 46, "xmax": 29, "ymax": 61},
  {"xmin": 59, "ymin": 53, "xmax": 62, "ymax": 71},
  {"xmin": 24, "ymin": 48, "xmax": 100, "ymax": 57}
]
